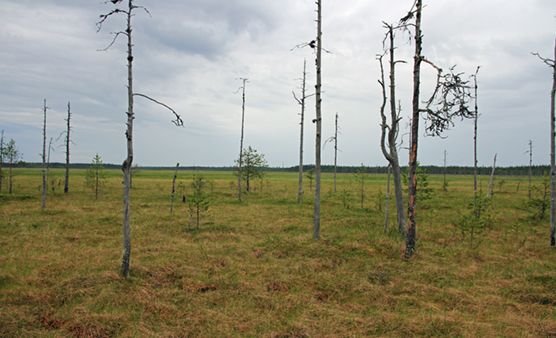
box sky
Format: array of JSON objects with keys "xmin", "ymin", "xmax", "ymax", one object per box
[{"xmin": 0, "ymin": 0, "xmax": 554, "ymax": 167}]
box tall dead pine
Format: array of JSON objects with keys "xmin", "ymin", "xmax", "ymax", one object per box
[
  {"xmin": 378, "ymin": 22, "xmax": 406, "ymax": 234},
  {"xmin": 237, "ymin": 78, "xmax": 248, "ymax": 202},
  {"xmin": 293, "ymin": 60, "xmax": 312, "ymax": 204},
  {"xmin": 64, "ymin": 101, "xmax": 72, "ymax": 193},
  {"xmin": 533, "ymin": 38, "xmax": 556, "ymax": 246},
  {"xmin": 313, "ymin": 0, "xmax": 323, "ymax": 240},
  {"xmin": 97, "ymin": 0, "xmax": 183, "ymax": 278}
]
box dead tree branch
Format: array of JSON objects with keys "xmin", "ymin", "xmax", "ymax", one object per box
[{"xmin": 133, "ymin": 93, "xmax": 184, "ymax": 126}]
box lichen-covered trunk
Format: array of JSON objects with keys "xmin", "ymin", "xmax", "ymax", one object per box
[
  {"xmin": 121, "ymin": 1, "xmax": 134, "ymax": 278},
  {"xmin": 405, "ymin": 0, "xmax": 422, "ymax": 259},
  {"xmin": 313, "ymin": 0, "xmax": 322, "ymax": 240},
  {"xmin": 550, "ymin": 37, "xmax": 556, "ymax": 246},
  {"xmin": 41, "ymin": 99, "xmax": 47, "ymax": 210},
  {"xmin": 297, "ymin": 60, "xmax": 307, "ymax": 204},
  {"xmin": 64, "ymin": 102, "xmax": 71, "ymax": 194},
  {"xmin": 238, "ymin": 80, "xmax": 246, "ymax": 202}
]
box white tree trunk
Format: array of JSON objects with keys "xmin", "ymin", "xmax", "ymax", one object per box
[
  {"xmin": 333, "ymin": 113, "xmax": 338, "ymax": 193},
  {"xmin": 297, "ymin": 60, "xmax": 307, "ymax": 204},
  {"xmin": 313, "ymin": 0, "xmax": 322, "ymax": 240},
  {"xmin": 238, "ymin": 78, "xmax": 247, "ymax": 202},
  {"xmin": 487, "ymin": 153, "xmax": 497, "ymax": 198},
  {"xmin": 550, "ymin": 38, "xmax": 556, "ymax": 246},
  {"xmin": 64, "ymin": 101, "xmax": 71, "ymax": 194}
]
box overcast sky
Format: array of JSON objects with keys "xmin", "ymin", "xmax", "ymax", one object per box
[{"xmin": 0, "ymin": 0, "xmax": 554, "ymax": 167}]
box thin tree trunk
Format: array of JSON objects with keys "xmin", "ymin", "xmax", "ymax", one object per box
[
  {"xmin": 8, "ymin": 159, "xmax": 13, "ymax": 194},
  {"xmin": 487, "ymin": 153, "xmax": 497, "ymax": 198},
  {"xmin": 95, "ymin": 165, "xmax": 99, "ymax": 200},
  {"xmin": 313, "ymin": 0, "xmax": 322, "ymax": 240},
  {"xmin": 297, "ymin": 60, "xmax": 307, "ymax": 204},
  {"xmin": 47, "ymin": 137, "xmax": 52, "ymax": 193},
  {"xmin": 121, "ymin": 0, "xmax": 134, "ymax": 278},
  {"xmin": 64, "ymin": 101, "xmax": 71, "ymax": 193},
  {"xmin": 0, "ymin": 130, "xmax": 4, "ymax": 193},
  {"xmin": 170, "ymin": 162, "xmax": 179, "ymax": 215},
  {"xmin": 333, "ymin": 112, "xmax": 338, "ymax": 193},
  {"xmin": 379, "ymin": 24, "xmax": 406, "ymax": 235},
  {"xmin": 41, "ymin": 99, "xmax": 47, "ymax": 210},
  {"xmin": 238, "ymin": 78, "xmax": 247, "ymax": 202},
  {"xmin": 528, "ymin": 139, "xmax": 533, "ymax": 199},
  {"xmin": 550, "ymin": 37, "xmax": 556, "ymax": 246},
  {"xmin": 443, "ymin": 149, "xmax": 447, "ymax": 192},
  {"xmin": 385, "ymin": 165, "xmax": 391, "ymax": 233},
  {"xmin": 405, "ymin": 0, "xmax": 422, "ymax": 259},
  {"xmin": 473, "ymin": 67, "xmax": 479, "ymax": 197}
]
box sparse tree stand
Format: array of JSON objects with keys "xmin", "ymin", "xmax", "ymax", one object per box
[
  {"xmin": 97, "ymin": 0, "xmax": 183, "ymax": 278},
  {"xmin": 533, "ymin": 39, "xmax": 556, "ymax": 246},
  {"xmin": 313, "ymin": 0, "xmax": 323, "ymax": 240},
  {"xmin": 237, "ymin": 78, "xmax": 248, "ymax": 202},
  {"xmin": 64, "ymin": 101, "xmax": 72, "ymax": 193},
  {"xmin": 378, "ymin": 22, "xmax": 406, "ymax": 235},
  {"xmin": 41, "ymin": 99, "xmax": 48, "ymax": 210}
]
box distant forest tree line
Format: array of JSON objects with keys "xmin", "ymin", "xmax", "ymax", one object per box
[{"xmin": 11, "ymin": 162, "xmax": 551, "ymax": 176}]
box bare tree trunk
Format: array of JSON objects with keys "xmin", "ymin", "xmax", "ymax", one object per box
[
  {"xmin": 8, "ymin": 157, "xmax": 13, "ymax": 194},
  {"xmin": 473, "ymin": 67, "xmax": 480, "ymax": 197},
  {"xmin": 170, "ymin": 162, "xmax": 179, "ymax": 215},
  {"xmin": 550, "ymin": 38, "xmax": 556, "ymax": 246},
  {"xmin": 121, "ymin": 0, "xmax": 134, "ymax": 278},
  {"xmin": 313, "ymin": 0, "xmax": 322, "ymax": 240},
  {"xmin": 297, "ymin": 60, "xmax": 307, "ymax": 204},
  {"xmin": 443, "ymin": 149, "xmax": 447, "ymax": 192},
  {"xmin": 41, "ymin": 99, "xmax": 47, "ymax": 210},
  {"xmin": 333, "ymin": 112, "xmax": 338, "ymax": 193},
  {"xmin": 0, "ymin": 130, "xmax": 4, "ymax": 193},
  {"xmin": 238, "ymin": 78, "xmax": 247, "ymax": 202},
  {"xmin": 405, "ymin": 0, "xmax": 423, "ymax": 259},
  {"xmin": 378, "ymin": 24, "xmax": 406, "ymax": 235},
  {"xmin": 487, "ymin": 153, "xmax": 497, "ymax": 198},
  {"xmin": 528, "ymin": 139, "xmax": 533, "ymax": 199},
  {"xmin": 64, "ymin": 101, "xmax": 71, "ymax": 193},
  {"xmin": 95, "ymin": 164, "xmax": 99, "ymax": 200},
  {"xmin": 385, "ymin": 165, "xmax": 391, "ymax": 233}
]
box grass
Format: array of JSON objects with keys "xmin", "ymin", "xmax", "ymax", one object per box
[{"xmin": 1, "ymin": 168, "xmax": 555, "ymax": 337}]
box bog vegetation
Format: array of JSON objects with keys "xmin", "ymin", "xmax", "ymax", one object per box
[{"xmin": 1, "ymin": 168, "xmax": 555, "ymax": 336}]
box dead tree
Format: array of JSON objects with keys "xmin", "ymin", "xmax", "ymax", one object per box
[
  {"xmin": 41, "ymin": 99, "xmax": 48, "ymax": 210},
  {"xmin": 487, "ymin": 153, "xmax": 497, "ymax": 198},
  {"xmin": 237, "ymin": 78, "xmax": 248, "ymax": 202},
  {"xmin": 378, "ymin": 22, "xmax": 406, "ymax": 235},
  {"xmin": 401, "ymin": 0, "xmax": 475, "ymax": 258},
  {"xmin": 333, "ymin": 113, "xmax": 338, "ymax": 193},
  {"xmin": 471, "ymin": 67, "xmax": 480, "ymax": 196},
  {"xmin": 0, "ymin": 130, "xmax": 4, "ymax": 193},
  {"xmin": 533, "ymin": 40, "xmax": 556, "ymax": 246},
  {"xmin": 97, "ymin": 0, "xmax": 183, "ymax": 278},
  {"xmin": 312, "ymin": 0, "xmax": 323, "ymax": 240},
  {"xmin": 293, "ymin": 59, "xmax": 313, "ymax": 204},
  {"xmin": 528, "ymin": 140, "xmax": 533, "ymax": 199},
  {"xmin": 64, "ymin": 101, "xmax": 71, "ymax": 193},
  {"xmin": 443, "ymin": 149, "xmax": 448, "ymax": 192},
  {"xmin": 170, "ymin": 162, "xmax": 179, "ymax": 215}
]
